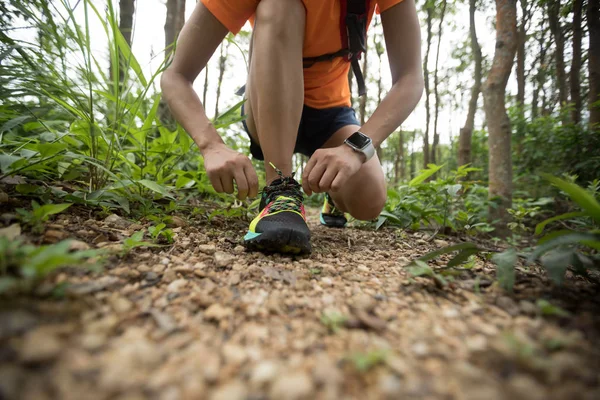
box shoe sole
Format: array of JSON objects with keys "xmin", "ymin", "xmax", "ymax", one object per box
[
  {"xmin": 320, "ymin": 213, "xmax": 347, "ymax": 228},
  {"xmin": 244, "ymin": 228, "xmax": 311, "ymax": 255}
]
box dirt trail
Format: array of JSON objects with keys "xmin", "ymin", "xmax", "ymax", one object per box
[{"xmin": 1, "ymin": 208, "xmax": 600, "ymax": 400}]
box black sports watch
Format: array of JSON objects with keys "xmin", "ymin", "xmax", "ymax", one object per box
[{"xmin": 344, "ymin": 131, "xmax": 375, "ymax": 162}]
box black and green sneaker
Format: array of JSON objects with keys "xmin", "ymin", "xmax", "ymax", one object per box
[
  {"xmin": 320, "ymin": 193, "xmax": 347, "ymax": 228},
  {"xmin": 243, "ymin": 169, "xmax": 311, "ymax": 254}
]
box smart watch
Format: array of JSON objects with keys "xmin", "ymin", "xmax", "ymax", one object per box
[{"xmin": 344, "ymin": 131, "xmax": 375, "ymax": 162}]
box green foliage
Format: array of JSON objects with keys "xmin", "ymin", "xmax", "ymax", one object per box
[
  {"xmin": 16, "ymin": 201, "xmax": 72, "ymax": 233},
  {"xmin": 346, "ymin": 350, "xmax": 387, "ymax": 372},
  {"xmin": 320, "ymin": 311, "xmax": 348, "ymax": 334},
  {"xmin": 121, "ymin": 230, "xmax": 158, "ymax": 254},
  {"xmin": 0, "ymin": 237, "xmax": 104, "ymax": 293},
  {"xmin": 379, "ymin": 164, "xmax": 493, "ymax": 234},
  {"xmin": 147, "ymin": 223, "xmax": 175, "ymax": 244},
  {"xmin": 536, "ymin": 299, "xmax": 570, "ymax": 317}
]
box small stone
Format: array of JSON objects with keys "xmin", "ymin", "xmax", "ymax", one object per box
[
  {"xmin": 228, "ymin": 273, "xmax": 241, "ymax": 286},
  {"xmin": 352, "ymin": 293, "xmax": 376, "ymax": 312},
  {"xmin": 167, "ymin": 279, "xmax": 188, "ymax": 293},
  {"xmin": 109, "ymin": 296, "xmax": 133, "ymax": 314},
  {"xmin": 250, "ymin": 361, "xmax": 279, "ymax": 387},
  {"xmin": 0, "ymin": 191, "xmax": 9, "ymax": 203},
  {"xmin": 20, "ymin": 329, "xmax": 62, "ymax": 363},
  {"xmin": 204, "ymin": 304, "xmax": 233, "ymax": 321},
  {"xmin": 67, "ymin": 276, "xmax": 120, "ymax": 295},
  {"xmin": 68, "ymin": 239, "xmax": 91, "ymax": 251},
  {"xmin": 149, "ymin": 309, "xmax": 177, "ymax": 333},
  {"xmin": 270, "ymin": 372, "xmax": 314, "ymax": 400},
  {"xmin": 214, "ymin": 251, "xmax": 235, "ymax": 268},
  {"xmin": 222, "ymin": 343, "xmax": 247, "ymax": 365},
  {"xmin": 160, "ymin": 257, "xmax": 170, "ymax": 265},
  {"xmin": 104, "ymin": 214, "xmax": 131, "ymax": 229},
  {"xmin": 198, "ymin": 244, "xmax": 217, "ymax": 255},
  {"xmin": 43, "ymin": 229, "xmax": 68, "ymax": 243},
  {"xmin": 378, "ymin": 373, "xmax": 402, "ymax": 397},
  {"xmin": 321, "ymin": 277, "xmax": 334, "ymax": 286},
  {"xmin": 434, "ymin": 239, "xmax": 449, "ymax": 247},
  {"xmin": 162, "ymin": 269, "xmax": 177, "ymax": 283},
  {"xmin": 233, "ymin": 245, "xmax": 245, "ymax": 254},
  {"xmin": 357, "ymin": 264, "xmax": 369, "ymax": 273},
  {"xmin": 174, "ymin": 264, "xmax": 194, "ymax": 273},
  {"xmin": 167, "ymin": 216, "xmax": 187, "ymax": 228},
  {"xmin": 80, "ymin": 333, "xmax": 106, "ymax": 351},
  {"xmin": 507, "ymin": 375, "xmax": 546, "ymax": 400},
  {"xmin": 0, "ymin": 223, "xmax": 20, "ymax": 240},
  {"xmin": 496, "ymin": 296, "xmax": 519, "ymax": 316},
  {"xmin": 210, "ymin": 380, "xmax": 247, "ymax": 400},
  {"xmin": 442, "ymin": 307, "xmax": 460, "ymax": 318},
  {"xmin": 466, "ymin": 335, "xmax": 488, "ymax": 352},
  {"xmin": 411, "ymin": 342, "xmax": 429, "ymax": 357},
  {"xmin": 144, "ymin": 271, "xmax": 159, "ymax": 282},
  {"xmin": 519, "ymin": 300, "xmax": 538, "ymax": 316}
]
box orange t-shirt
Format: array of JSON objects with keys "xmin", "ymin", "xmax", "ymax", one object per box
[{"xmin": 201, "ymin": 0, "xmax": 404, "ymax": 109}]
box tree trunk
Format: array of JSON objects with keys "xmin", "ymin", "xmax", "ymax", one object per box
[
  {"xmin": 531, "ymin": 24, "xmax": 547, "ymax": 119},
  {"xmin": 399, "ymin": 129, "xmax": 406, "ymax": 181},
  {"xmin": 203, "ymin": 67, "xmax": 209, "ymax": 106},
  {"xmin": 359, "ymin": 39, "xmax": 369, "ymax": 125},
  {"xmin": 165, "ymin": 0, "xmax": 186, "ymax": 56},
  {"xmin": 589, "ymin": 0, "xmax": 600, "ymax": 131},
  {"xmin": 431, "ymin": 0, "xmax": 447, "ymax": 165},
  {"xmin": 113, "ymin": 0, "xmax": 135, "ymax": 85},
  {"xmin": 547, "ymin": 0, "xmax": 568, "ymax": 121},
  {"xmin": 423, "ymin": 5, "xmax": 433, "ymax": 168},
  {"xmin": 570, "ymin": 0, "xmax": 583, "ymax": 125},
  {"xmin": 516, "ymin": 0, "xmax": 527, "ymax": 110},
  {"xmin": 483, "ymin": 0, "xmax": 517, "ymax": 235},
  {"xmin": 410, "ymin": 130, "xmax": 417, "ymax": 178},
  {"xmin": 214, "ymin": 40, "xmax": 230, "ymax": 117},
  {"xmin": 458, "ymin": 0, "xmax": 482, "ymax": 167}
]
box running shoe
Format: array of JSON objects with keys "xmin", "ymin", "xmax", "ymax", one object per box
[
  {"xmin": 320, "ymin": 193, "xmax": 347, "ymax": 228},
  {"xmin": 244, "ymin": 167, "xmax": 311, "ymax": 254}
]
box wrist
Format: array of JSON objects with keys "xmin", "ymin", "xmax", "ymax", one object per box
[{"xmin": 341, "ymin": 143, "xmax": 367, "ymax": 163}]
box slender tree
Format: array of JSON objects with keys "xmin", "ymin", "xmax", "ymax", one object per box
[
  {"xmin": 422, "ymin": 3, "xmax": 433, "ymax": 167},
  {"xmin": 214, "ymin": 40, "xmax": 230, "ymax": 117},
  {"xmin": 570, "ymin": 0, "xmax": 583, "ymax": 124},
  {"xmin": 589, "ymin": 0, "xmax": 600, "ymax": 131},
  {"xmin": 165, "ymin": 0, "xmax": 186, "ymax": 57},
  {"xmin": 431, "ymin": 0, "xmax": 447, "ymax": 164},
  {"xmin": 531, "ymin": 22, "xmax": 547, "ymax": 119},
  {"xmin": 483, "ymin": 0, "xmax": 517, "ymax": 234},
  {"xmin": 547, "ymin": 0, "xmax": 568, "ymax": 121},
  {"xmin": 111, "ymin": 0, "xmax": 136, "ymax": 85},
  {"xmin": 458, "ymin": 0, "xmax": 482, "ymax": 167}
]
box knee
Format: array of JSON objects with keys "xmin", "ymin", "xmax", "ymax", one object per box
[
  {"xmin": 347, "ymin": 188, "xmax": 387, "ymax": 221},
  {"xmin": 255, "ymin": 0, "xmax": 305, "ymax": 37}
]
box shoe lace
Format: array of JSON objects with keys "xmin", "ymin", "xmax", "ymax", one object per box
[
  {"xmin": 264, "ymin": 163, "xmax": 303, "ymax": 213},
  {"xmin": 326, "ymin": 193, "xmax": 344, "ymax": 216}
]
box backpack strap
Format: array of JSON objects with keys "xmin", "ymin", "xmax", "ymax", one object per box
[{"xmin": 303, "ymin": 0, "xmax": 369, "ymax": 96}]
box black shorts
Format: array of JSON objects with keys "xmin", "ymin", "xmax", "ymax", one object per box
[{"xmin": 241, "ymin": 103, "xmax": 360, "ymax": 160}]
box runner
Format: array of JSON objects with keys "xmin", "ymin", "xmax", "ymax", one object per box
[{"xmin": 161, "ymin": 0, "xmax": 423, "ymax": 254}]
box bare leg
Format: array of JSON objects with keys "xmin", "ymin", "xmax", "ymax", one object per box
[
  {"xmin": 321, "ymin": 125, "xmax": 387, "ymax": 220},
  {"xmin": 244, "ymin": 0, "xmax": 306, "ymax": 184}
]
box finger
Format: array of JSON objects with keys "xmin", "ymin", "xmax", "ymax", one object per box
[
  {"xmin": 210, "ymin": 173, "xmax": 224, "ymax": 193},
  {"xmin": 318, "ymin": 167, "xmax": 338, "ymax": 193},
  {"xmin": 244, "ymin": 165, "xmax": 259, "ymax": 198},
  {"xmin": 330, "ymin": 170, "xmax": 350, "ymax": 193},
  {"xmin": 221, "ymin": 173, "xmax": 235, "ymax": 194},
  {"xmin": 302, "ymin": 153, "xmax": 319, "ymax": 193},
  {"xmin": 308, "ymin": 162, "xmax": 327, "ymax": 194},
  {"xmin": 233, "ymin": 169, "xmax": 249, "ymax": 200}
]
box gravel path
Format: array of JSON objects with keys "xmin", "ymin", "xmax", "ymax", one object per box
[{"xmin": 1, "ymin": 209, "xmax": 600, "ymax": 400}]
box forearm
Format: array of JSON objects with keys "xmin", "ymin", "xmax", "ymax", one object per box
[
  {"xmin": 360, "ymin": 72, "xmax": 424, "ymax": 148},
  {"xmin": 161, "ymin": 69, "xmax": 225, "ymax": 154}
]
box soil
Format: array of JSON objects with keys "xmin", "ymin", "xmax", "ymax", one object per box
[{"xmin": 1, "ymin": 206, "xmax": 600, "ymax": 400}]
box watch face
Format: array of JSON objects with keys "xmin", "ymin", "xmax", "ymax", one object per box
[{"xmin": 347, "ymin": 131, "xmax": 372, "ymax": 149}]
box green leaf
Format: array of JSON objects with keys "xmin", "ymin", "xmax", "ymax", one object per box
[
  {"xmin": 531, "ymin": 233, "xmax": 600, "ymax": 261},
  {"xmin": 542, "ymin": 174, "xmax": 600, "ymax": 224},
  {"xmin": 137, "ymin": 179, "xmax": 173, "ymax": 199},
  {"xmin": 447, "ymin": 248, "xmax": 481, "ymax": 268},
  {"xmin": 492, "ymin": 249, "xmax": 516, "ymax": 292},
  {"xmin": 537, "ymin": 299, "xmax": 570, "ymax": 317},
  {"xmin": 409, "ymin": 164, "xmax": 444, "ymax": 186},
  {"xmin": 0, "ymin": 154, "xmax": 22, "ymax": 173},
  {"xmin": 417, "ymin": 242, "xmax": 480, "ymax": 262},
  {"xmin": 535, "ymin": 211, "xmax": 587, "ymax": 235},
  {"xmin": 37, "ymin": 143, "xmax": 68, "ymax": 158},
  {"xmin": 407, "ymin": 260, "xmax": 433, "ymax": 277},
  {"xmin": 33, "ymin": 203, "xmax": 72, "ymax": 220},
  {"xmin": 539, "ymin": 249, "xmax": 574, "ymax": 285}
]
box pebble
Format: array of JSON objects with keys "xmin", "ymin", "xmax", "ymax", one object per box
[
  {"xmin": 19, "ymin": 329, "xmax": 62, "ymax": 363},
  {"xmin": 270, "ymin": 372, "xmax": 314, "ymax": 400},
  {"xmin": 321, "ymin": 277, "xmax": 334, "ymax": 286},
  {"xmin": 68, "ymin": 239, "xmax": 91, "ymax": 251},
  {"xmin": 519, "ymin": 300, "xmax": 538, "ymax": 316},
  {"xmin": 250, "ymin": 361, "xmax": 279, "ymax": 387},
  {"xmin": 204, "ymin": 304, "xmax": 233, "ymax": 321},
  {"xmin": 434, "ymin": 239, "xmax": 449, "ymax": 247},
  {"xmin": 167, "ymin": 279, "xmax": 188, "ymax": 293},
  {"xmin": 228, "ymin": 273, "xmax": 241, "ymax": 286},
  {"xmin": 233, "ymin": 245, "xmax": 245, "ymax": 254},
  {"xmin": 109, "ymin": 296, "xmax": 133, "ymax": 314},
  {"xmin": 198, "ymin": 244, "xmax": 217, "ymax": 255},
  {"xmin": 214, "ymin": 251, "xmax": 235, "ymax": 268},
  {"xmin": 496, "ymin": 296, "xmax": 519, "ymax": 316},
  {"xmin": 378, "ymin": 373, "xmax": 402, "ymax": 397},
  {"xmin": 210, "ymin": 380, "xmax": 247, "ymax": 400},
  {"xmin": 104, "ymin": 214, "xmax": 131, "ymax": 229},
  {"xmin": 352, "ymin": 293, "xmax": 376, "ymax": 312}
]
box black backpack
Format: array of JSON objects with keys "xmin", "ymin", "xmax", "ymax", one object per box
[{"xmin": 303, "ymin": 0, "xmax": 369, "ymax": 96}]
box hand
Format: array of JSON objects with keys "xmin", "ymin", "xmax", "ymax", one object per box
[
  {"xmin": 302, "ymin": 145, "xmax": 364, "ymax": 195},
  {"xmin": 203, "ymin": 143, "xmax": 259, "ymax": 200}
]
